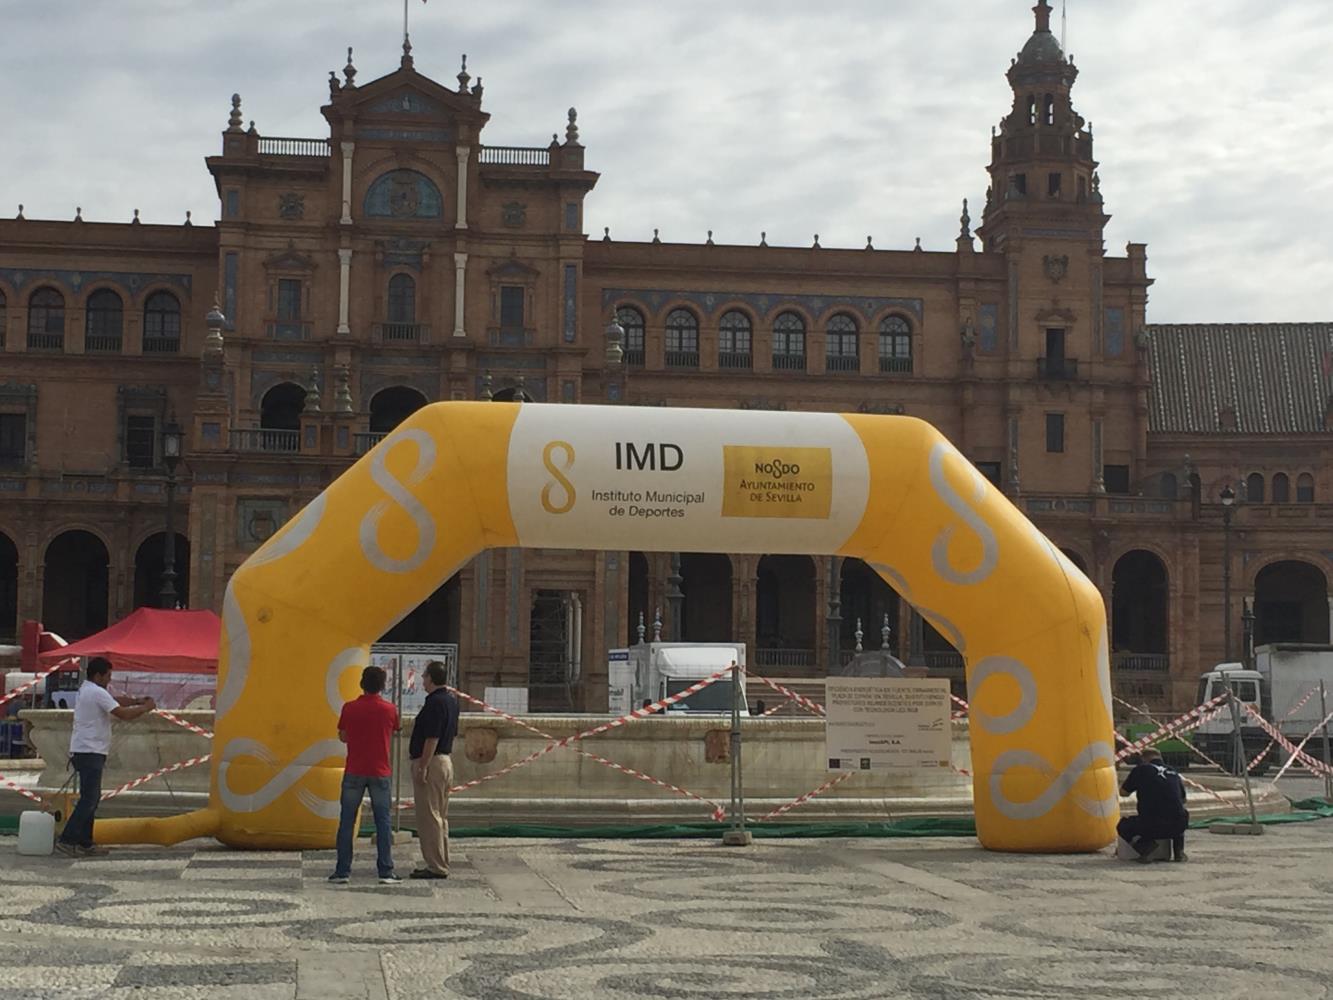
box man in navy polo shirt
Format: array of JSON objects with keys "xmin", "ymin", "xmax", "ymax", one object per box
[{"xmin": 329, "ymin": 666, "xmax": 401, "ymax": 885}]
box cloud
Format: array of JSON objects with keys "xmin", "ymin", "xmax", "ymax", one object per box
[{"xmin": 1, "ymin": 0, "xmax": 1327, "ymax": 322}]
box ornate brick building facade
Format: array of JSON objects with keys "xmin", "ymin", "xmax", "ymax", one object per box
[{"xmin": 2, "ymin": 3, "xmax": 1329, "ymax": 710}]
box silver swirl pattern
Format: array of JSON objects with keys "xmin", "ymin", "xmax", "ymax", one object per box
[
  {"xmin": 928, "ymin": 442, "xmax": 999, "ymax": 586},
  {"xmin": 967, "ymin": 656, "xmax": 1037, "ymax": 735},
  {"xmin": 358, "ymin": 428, "xmax": 438, "ymax": 574},
  {"xmin": 988, "ymin": 741, "xmax": 1118, "ymax": 821},
  {"xmin": 218, "ymin": 737, "xmax": 346, "ymax": 815}
]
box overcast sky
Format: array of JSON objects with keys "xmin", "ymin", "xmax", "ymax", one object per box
[{"xmin": 2, "ymin": 0, "xmax": 1330, "ymax": 323}]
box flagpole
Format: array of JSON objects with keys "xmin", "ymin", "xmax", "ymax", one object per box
[{"xmin": 404, "ymin": 0, "xmax": 409, "ymax": 47}]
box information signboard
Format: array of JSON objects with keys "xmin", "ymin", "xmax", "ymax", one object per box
[{"xmin": 825, "ymin": 677, "xmax": 951, "ymax": 771}]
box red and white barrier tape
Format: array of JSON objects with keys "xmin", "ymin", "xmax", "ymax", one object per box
[
  {"xmin": 1259, "ymin": 706, "xmax": 1333, "ymax": 782},
  {"xmin": 754, "ymin": 770, "xmax": 855, "ymax": 822},
  {"xmin": 1112, "ymin": 730, "xmax": 1235, "ymax": 810},
  {"xmin": 0, "ymin": 771, "xmax": 46, "ymax": 804},
  {"xmin": 1114, "ymin": 692, "xmax": 1230, "ymax": 761},
  {"xmin": 1247, "ymin": 685, "xmax": 1320, "ymax": 773},
  {"xmin": 0, "ymin": 660, "xmax": 72, "ymax": 709},
  {"xmin": 151, "ymin": 710, "xmax": 214, "ymax": 740},
  {"xmin": 744, "ymin": 671, "xmax": 826, "ymax": 717},
  {"xmin": 435, "ymin": 685, "xmax": 725, "ymax": 817},
  {"xmin": 100, "ymin": 754, "xmax": 211, "ymax": 801}
]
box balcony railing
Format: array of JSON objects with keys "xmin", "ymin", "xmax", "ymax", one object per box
[
  {"xmin": 85, "ymin": 335, "xmax": 122, "ymax": 353},
  {"xmin": 826, "ymin": 354, "xmax": 860, "ymax": 373},
  {"xmin": 754, "ymin": 648, "xmax": 816, "ymax": 670},
  {"xmin": 924, "ymin": 651, "xmax": 966, "ymax": 671},
  {"xmin": 479, "ymin": 145, "xmax": 551, "ymax": 167},
  {"xmin": 375, "ymin": 322, "xmax": 428, "ymax": 344},
  {"xmin": 665, "ymin": 350, "xmax": 699, "ymax": 368},
  {"xmin": 143, "ymin": 336, "xmax": 180, "ymax": 354},
  {"xmin": 230, "ymin": 428, "xmax": 300, "ymax": 453},
  {"xmin": 878, "ymin": 356, "xmax": 913, "ymax": 374},
  {"xmin": 623, "ymin": 348, "xmax": 645, "ymax": 367},
  {"xmin": 257, "ymin": 136, "xmax": 330, "ymax": 157},
  {"xmin": 1037, "ymin": 357, "xmax": 1079, "ymax": 380},
  {"xmin": 718, "ymin": 351, "xmax": 752, "ymax": 370},
  {"xmin": 267, "ymin": 321, "xmax": 312, "ymax": 341},
  {"xmin": 27, "ymin": 332, "xmax": 63, "ymax": 351},
  {"xmin": 353, "ymin": 431, "xmax": 388, "ymax": 456},
  {"xmin": 772, "ymin": 353, "xmax": 806, "ymax": 372},
  {"xmin": 1114, "ymin": 653, "xmax": 1170, "ymax": 672}
]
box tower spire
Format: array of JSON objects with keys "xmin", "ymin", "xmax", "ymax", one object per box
[{"xmin": 1033, "ymin": 0, "xmax": 1052, "ymax": 34}]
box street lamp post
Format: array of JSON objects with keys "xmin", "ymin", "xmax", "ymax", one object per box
[
  {"xmin": 159, "ymin": 416, "xmax": 183, "ymax": 609},
  {"xmin": 1220, "ymin": 484, "xmax": 1236, "ymax": 662}
]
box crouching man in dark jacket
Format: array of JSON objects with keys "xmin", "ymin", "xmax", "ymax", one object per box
[{"xmin": 1118, "ymin": 747, "xmax": 1189, "ymax": 862}]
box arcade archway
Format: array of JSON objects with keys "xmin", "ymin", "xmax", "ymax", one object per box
[
  {"xmin": 1254, "ymin": 560, "xmax": 1329, "ymax": 645},
  {"xmin": 42, "ymin": 530, "xmax": 109, "ymax": 639}
]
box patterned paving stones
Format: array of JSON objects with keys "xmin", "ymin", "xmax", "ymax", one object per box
[{"xmin": 0, "ymin": 823, "xmax": 1331, "ymax": 999}]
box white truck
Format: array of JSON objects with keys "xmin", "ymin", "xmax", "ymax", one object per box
[
  {"xmin": 607, "ymin": 642, "xmax": 747, "ymax": 716},
  {"xmin": 1194, "ymin": 643, "xmax": 1333, "ymax": 775}
]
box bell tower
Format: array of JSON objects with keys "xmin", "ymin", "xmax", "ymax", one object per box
[{"xmin": 976, "ymin": 0, "xmax": 1107, "ymax": 250}]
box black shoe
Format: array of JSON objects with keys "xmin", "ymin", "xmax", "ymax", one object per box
[
  {"xmin": 1173, "ymin": 851, "xmax": 1188, "ymax": 863},
  {"xmin": 409, "ymin": 868, "xmax": 448, "ymax": 880},
  {"xmin": 327, "ymin": 873, "xmax": 350, "ymax": 884},
  {"xmin": 379, "ymin": 872, "xmax": 403, "ymax": 885}
]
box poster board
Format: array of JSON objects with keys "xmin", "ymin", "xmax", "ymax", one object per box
[
  {"xmin": 607, "ymin": 648, "xmax": 632, "ymax": 716},
  {"xmin": 370, "ymin": 644, "xmax": 458, "ymax": 717},
  {"xmin": 825, "ymin": 677, "xmax": 951, "ymax": 771}
]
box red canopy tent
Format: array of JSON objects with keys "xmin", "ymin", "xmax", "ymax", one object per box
[{"xmin": 37, "ymin": 608, "xmax": 220, "ymax": 674}]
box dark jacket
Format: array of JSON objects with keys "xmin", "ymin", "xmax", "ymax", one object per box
[{"xmin": 408, "ymin": 687, "xmax": 459, "ymax": 760}]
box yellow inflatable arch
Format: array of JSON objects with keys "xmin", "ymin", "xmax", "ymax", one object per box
[{"xmin": 97, "ymin": 403, "xmax": 1117, "ymax": 853}]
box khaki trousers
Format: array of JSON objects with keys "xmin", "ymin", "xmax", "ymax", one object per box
[{"xmin": 412, "ymin": 753, "xmax": 453, "ymax": 874}]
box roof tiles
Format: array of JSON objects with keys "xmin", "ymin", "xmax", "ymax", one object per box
[{"xmin": 1146, "ymin": 324, "xmax": 1333, "ymax": 434}]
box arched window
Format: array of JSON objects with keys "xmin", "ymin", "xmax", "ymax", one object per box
[
  {"xmin": 1297, "ymin": 473, "xmax": 1315, "ymax": 503},
  {"xmin": 718, "ymin": 310, "xmax": 752, "ymax": 369},
  {"xmin": 772, "ymin": 312, "xmax": 806, "ymax": 371},
  {"xmin": 1246, "ymin": 473, "xmax": 1265, "ymax": 503},
  {"xmin": 85, "ymin": 289, "xmax": 123, "ymax": 352},
  {"xmin": 877, "ymin": 315, "xmax": 912, "ymax": 373},
  {"xmin": 143, "ymin": 291, "xmax": 181, "ymax": 353},
  {"xmin": 664, "ymin": 309, "xmax": 699, "ymax": 368},
  {"xmin": 1027, "ymin": 95, "xmax": 1037, "ymax": 126},
  {"xmin": 363, "ymin": 169, "xmax": 443, "ymax": 218},
  {"xmin": 1271, "ymin": 473, "xmax": 1290, "ymax": 504},
  {"xmin": 27, "ymin": 287, "xmax": 64, "ymax": 350},
  {"xmin": 387, "ymin": 274, "xmax": 416, "ymax": 326},
  {"xmin": 1158, "ymin": 472, "xmax": 1178, "ymax": 500},
  {"xmin": 1044, "ymin": 94, "xmax": 1055, "ymax": 126},
  {"xmin": 615, "ymin": 306, "xmax": 645, "ymax": 366},
  {"xmin": 368, "ymin": 386, "xmax": 428, "ymax": 434},
  {"xmin": 258, "ymin": 382, "xmax": 306, "ymax": 452},
  {"xmin": 825, "ymin": 313, "xmax": 859, "ymax": 372}
]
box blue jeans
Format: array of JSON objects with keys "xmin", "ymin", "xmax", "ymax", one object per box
[
  {"xmin": 60, "ymin": 753, "xmax": 106, "ymax": 848},
  {"xmin": 334, "ymin": 774, "xmax": 394, "ymax": 878}
]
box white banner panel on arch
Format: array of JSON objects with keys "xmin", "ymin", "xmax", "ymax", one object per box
[
  {"xmin": 504, "ymin": 406, "xmax": 872, "ymax": 553},
  {"xmin": 825, "ymin": 677, "xmax": 952, "ymax": 771}
]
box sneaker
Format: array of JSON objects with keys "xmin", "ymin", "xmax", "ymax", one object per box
[
  {"xmin": 78, "ymin": 844, "xmax": 110, "ymax": 857},
  {"xmin": 409, "ymin": 868, "xmax": 448, "ymax": 880},
  {"xmin": 54, "ymin": 841, "xmax": 80, "ymax": 858},
  {"xmin": 327, "ymin": 873, "xmax": 350, "ymax": 884},
  {"xmin": 378, "ymin": 872, "xmax": 403, "ymax": 885}
]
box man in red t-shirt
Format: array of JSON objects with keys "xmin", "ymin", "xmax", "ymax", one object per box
[{"xmin": 329, "ymin": 666, "xmax": 401, "ymax": 885}]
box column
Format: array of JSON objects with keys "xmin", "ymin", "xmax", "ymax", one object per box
[
  {"xmin": 337, "ymin": 248, "xmax": 352, "ymax": 335},
  {"xmin": 455, "ymin": 146, "xmax": 470, "ymax": 229},
  {"xmin": 340, "ymin": 142, "xmax": 355, "ymax": 225},
  {"xmin": 452, "ymin": 253, "xmax": 468, "ymax": 337}
]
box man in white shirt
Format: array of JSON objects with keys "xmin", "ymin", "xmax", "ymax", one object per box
[{"xmin": 55, "ymin": 657, "xmax": 156, "ymax": 857}]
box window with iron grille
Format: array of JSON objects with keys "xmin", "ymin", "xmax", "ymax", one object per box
[
  {"xmin": 825, "ymin": 314, "xmax": 859, "ymax": 370},
  {"xmin": 27, "ymin": 287, "xmax": 64, "ymax": 348},
  {"xmin": 616, "ymin": 306, "xmax": 645, "ymax": 364},
  {"xmin": 500, "ymin": 286, "xmax": 525, "ymax": 329},
  {"xmin": 1104, "ymin": 465, "xmax": 1130, "ymax": 494},
  {"xmin": 143, "ymin": 291, "xmax": 181, "ymax": 352},
  {"xmin": 277, "ymin": 279, "xmax": 302, "ymax": 320},
  {"xmin": 772, "ymin": 312, "xmax": 806, "ymax": 369},
  {"xmin": 878, "ymin": 315, "xmax": 912, "ymax": 373},
  {"xmin": 1045, "ymin": 413, "xmax": 1064, "ymax": 453},
  {"xmin": 718, "ymin": 310, "xmax": 752, "ymax": 368},
  {"xmin": 1297, "ymin": 473, "xmax": 1315, "ymax": 502},
  {"xmin": 85, "ymin": 290, "xmax": 124, "ymax": 352},
  {"xmin": 665, "ymin": 308, "xmax": 699, "ymax": 366},
  {"xmin": 388, "ymin": 274, "xmax": 416, "ymax": 324},
  {"xmin": 0, "ymin": 413, "xmax": 25, "ymax": 464},
  {"xmin": 126, "ymin": 414, "xmax": 156, "ymax": 470}
]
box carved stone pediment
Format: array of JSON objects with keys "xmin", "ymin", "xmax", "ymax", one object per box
[{"xmin": 263, "ymin": 244, "xmax": 316, "ymax": 272}]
